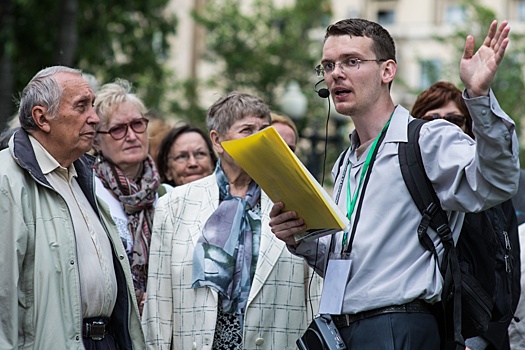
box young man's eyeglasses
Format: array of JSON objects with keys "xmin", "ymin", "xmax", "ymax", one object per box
[
  {"xmin": 97, "ymin": 118, "xmax": 149, "ymax": 140},
  {"xmin": 421, "ymin": 113, "xmax": 467, "ymax": 128},
  {"xmin": 315, "ymin": 58, "xmax": 387, "ymax": 77},
  {"xmin": 168, "ymin": 151, "xmax": 210, "ymax": 164}
]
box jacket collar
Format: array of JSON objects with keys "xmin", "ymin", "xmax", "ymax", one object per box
[
  {"xmin": 186, "ymin": 174, "xmax": 285, "ymax": 305},
  {"xmin": 11, "ymin": 128, "xmax": 98, "ymax": 213}
]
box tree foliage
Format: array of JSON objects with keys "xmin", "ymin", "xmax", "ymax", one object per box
[
  {"xmin": 429, "ymin": 0, "xmax": 525, "ymax": 151},
  {"xmin": 188, "ymin": 0, "xmax": 337, "ymax": 179},
  {"xmin": 192, "ymin": 0, "xmax": 331, "ymax": 112},
  {"xmin": 0, "ymin": 0, "xmax": 177, "ymax": 131}
]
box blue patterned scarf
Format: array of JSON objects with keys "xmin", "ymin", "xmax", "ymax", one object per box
[{"xmin": 191, "ymin": 163, "xmax": 261, "ymax": 314}]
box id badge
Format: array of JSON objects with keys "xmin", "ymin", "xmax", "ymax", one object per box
[{"xmin": 318, "ymin": 253, "xmax": 352, "ymax": 314}]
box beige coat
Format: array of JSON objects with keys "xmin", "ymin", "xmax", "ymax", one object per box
[{"xmin": 142, "ymin": 174, "xmax": 321, "ymax": 350}]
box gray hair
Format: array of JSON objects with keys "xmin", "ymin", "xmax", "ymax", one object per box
[
  {"xmin": 94, "ymin": 78, "xmax": 147, "ymax": 130},
  {"xmin": 17, "ymin": 66, "xmax": 83, "ymax": 131},
  {"xmin": 206, "ymin": 91, "xmax": 271, "ymax": 135},
  {"xmin": 83, "ymin": 73, "xmax": 100, "ymax": 93}
]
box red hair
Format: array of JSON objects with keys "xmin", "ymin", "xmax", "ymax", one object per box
[{"xmin": 411, "ymin": 81, "xmax": 474, "ymax": 139}]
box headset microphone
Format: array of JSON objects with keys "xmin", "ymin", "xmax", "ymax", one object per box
[{"xmin": 314, "ymin": 79, "xmax": 330, "ymax": 98}]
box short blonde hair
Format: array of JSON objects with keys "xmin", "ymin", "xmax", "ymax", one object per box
[
  {"xmin": 94, "ymin": 78, "xmax": 147, "ymax": 130},
  {"xmin": 271, "ymin": 113, "xmax": 299, "ymax": 142}
]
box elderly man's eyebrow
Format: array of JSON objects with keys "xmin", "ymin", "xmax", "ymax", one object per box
[{"xmin": 73, "ymin": 95, "xmax": 93, "ymax": 107}]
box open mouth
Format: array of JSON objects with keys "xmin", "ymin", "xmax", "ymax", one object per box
[{"xmin": 334, "ymin": 88, "xmax": 351, "ymax": 96}]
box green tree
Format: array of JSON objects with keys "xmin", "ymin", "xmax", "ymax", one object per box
[
  {"xmin": 0, "ymin": 0, "xmax": 177, "ymax": 131},
  {"xmin": 192, "ymin": 0, "xmax": 330, "ymax": 108},
  {"xmin": 189, "ymin": 0, "xmax": 338, "ymax": 180}
]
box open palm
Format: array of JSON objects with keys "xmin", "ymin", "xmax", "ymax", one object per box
[{"xmin": 460, "ymin": 20, "xmax": 510, "ymax": 97}]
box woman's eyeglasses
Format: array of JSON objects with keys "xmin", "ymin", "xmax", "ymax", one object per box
[
  {"xmin": 168, "ymin": 151, "xmax": 210, "ymax": 164},
  {"xmin": 421, "ymin": 113, "xmax": 466, "ymax": 128},
  {"xmin": 97, "ymin": 118, "xmax": 149, "ymax": 140}
]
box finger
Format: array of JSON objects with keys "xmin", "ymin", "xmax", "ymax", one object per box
[
  {"xmin": 494, "ymin": 37, "xmax": 510, "ymax": 65},
  {"xmin": 273, "ymin": 219, "xmax": 307, "ymax": 245},
  {"xmin": 462, "ymin": 35, "xmax": 475, "ymax": 60},
  {"xmin": 495, "ymin": 21, "xmax": 510, "ymax": 47},
  {"xmin": 269, "ymin": 209, "xmax": 300, "ymax": 227},
  {"xmin": 272, "ymin": 217, "xmax": 305, "ymax": 233},
  {"xmin": 269, "ymin": 201, "xmax": 285, "ymax": 219},
  {"xmin": 492, "ymin": 21, "xmax": 510, "ymax": 52},
  {"xmin": 493, "ymin": 23, "xmax": 510, "ymax": 65},
  {"xmin": 482, "ymin": 20, "xmax": 498, "ymax": 47}
]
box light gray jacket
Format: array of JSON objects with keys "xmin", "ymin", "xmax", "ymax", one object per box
[{"xmin": 0, "ymin": 129, "xmax": 145, "ymax": 349}]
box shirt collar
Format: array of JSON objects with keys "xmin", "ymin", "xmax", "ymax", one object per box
[
  {"xmin": 348, "ymin": 104, "xmax": 411, "ymax": 149},
  {"xmin": 28, "ymin": 135, "xmax": 78, "ymax": 180}
]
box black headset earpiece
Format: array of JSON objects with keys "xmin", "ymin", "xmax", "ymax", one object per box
[{"xmin": 314, "ymin": 79, "xmax": 330, "ymax": 98}]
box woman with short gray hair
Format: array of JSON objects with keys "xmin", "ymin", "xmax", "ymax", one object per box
[{"xmin": 143, "ymin": 91, "xmax": 321, "ymax": 349}]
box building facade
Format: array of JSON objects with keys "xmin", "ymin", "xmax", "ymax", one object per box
[{"xmin": 166, "ymin": 0, "xmax": 525, "ymax": 108}]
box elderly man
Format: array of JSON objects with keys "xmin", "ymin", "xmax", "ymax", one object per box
[{"xmin": 0, "ymin": 66, "xmax": 145, "ymax": 349}]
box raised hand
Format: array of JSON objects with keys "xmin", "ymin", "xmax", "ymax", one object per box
[{"xmin": 460, "ymin": 20, "xmax": 510, "ymax": 97}]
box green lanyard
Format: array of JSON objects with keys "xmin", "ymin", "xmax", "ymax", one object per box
[{"xmin": 341, "ymin": 116, "xmax": 392, "ymax": 251}]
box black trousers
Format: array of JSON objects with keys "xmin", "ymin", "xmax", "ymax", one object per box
[
  {"xmin": 338, "ymin": 312, "xmax": 441, "ymax": 349},
  {"xmin": 82, "ymin": 333, "xmax": 117, "ymax": 350}
]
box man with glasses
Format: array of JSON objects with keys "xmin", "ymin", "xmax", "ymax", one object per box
[
  {"xmin": 0, "ymin": 66, "xmax": 145, "ymax": 349},
  {"xmin": 270, "ymin": 18, "xmax": 519, "ymax": 349}
]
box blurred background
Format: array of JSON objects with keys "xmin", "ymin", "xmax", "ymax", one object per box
[{"xmin": 1, "ymin": 0, "xmax": 524, "ymax": 182}]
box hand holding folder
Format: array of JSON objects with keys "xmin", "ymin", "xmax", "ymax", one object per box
[{"xmin": 221, "ymin": 126, "xmax": 349, "ymax": 242}]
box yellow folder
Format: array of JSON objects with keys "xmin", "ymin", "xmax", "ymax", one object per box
[{"xmin": 221, "ymin": 126, "xmax": 349, "ymax": 242}]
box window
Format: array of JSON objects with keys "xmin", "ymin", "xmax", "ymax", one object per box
[
  {"xmin": 420, "ymin": 60, "xmax": 442, "ymax": 89},
  {"xmin": 377, "ymin": 9, "xmax": 396, "ymax": 25},
  {"xmin": 444, "ymin": 4, "xmax": 466, "ymax": 25},
  {"xmin": 518, "ymin": 0, "xmax": 525, "ymax": 21}
]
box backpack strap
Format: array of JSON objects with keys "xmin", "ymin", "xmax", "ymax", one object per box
[
  {"xmin": 398, "ymin": 119, "xmax": 465, "ymax": 349},
  {"xmin": 399, "ymin": 120, "xmax": 453, "ymax": 263}
]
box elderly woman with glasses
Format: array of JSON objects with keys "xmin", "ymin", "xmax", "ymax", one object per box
[
  {"xmin": 142, "ymin": 91, "xmax": 321, "ymax": 350},
  {"xmin": 93, "ymin": 78, "xmax": 161, "ymax": 316},
  {"xmin": 156, "ymin": 123, "xmax": 217, "ymax": 188}
]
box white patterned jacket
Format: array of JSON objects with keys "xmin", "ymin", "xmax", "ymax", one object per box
[{"xmin": 142, "ymin": 174, "xmax": 321, "ymax": 350}]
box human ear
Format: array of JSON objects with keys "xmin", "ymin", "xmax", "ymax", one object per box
[
  {"xmin": 382, "ymin": 60, "xmax": 397, "ymax": 85},
  {"xmin": 209, "ymin": 130, "xmax": 224, "ymax": 154},
  {"xmin": 32, "ymin": 106, "xmax": 51, "ymax": 133}
]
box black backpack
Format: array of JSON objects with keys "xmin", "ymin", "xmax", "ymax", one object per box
[{"xmin": 398, "ymin": 118, "xmax": 521, "ymax": 349}]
